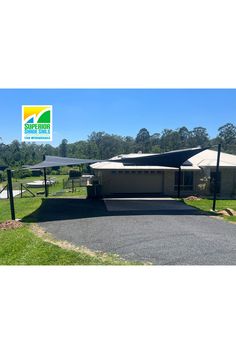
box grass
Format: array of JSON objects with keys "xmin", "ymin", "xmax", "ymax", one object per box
[
  {"xmin": 0, "ymin": 176, "xmax": 140, "ymax": 265},
  {"xmin": 183, "ymin": 198, "xmax": 236, "ymax": 223},
  {"xmin": 0, "ymin": 225, "xmax": 137, "ymax": 265},
  {"xmin": 0, "ymin": 197, "xmax": 43, "ymax": 222},
  {"xmin": 0, "ymin": 174, "xmax": 87, "ymax": 221}
]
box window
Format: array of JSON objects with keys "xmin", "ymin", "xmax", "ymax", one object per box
[
  {"xmin": 174, "ymin": 171, "xmax": 193, "ymax": 191},
  {"xmin": 210, "ymin": 171, "xmax": 221, "ymax": 193}
]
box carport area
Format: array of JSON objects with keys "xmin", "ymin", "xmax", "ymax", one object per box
[{"xmin": 23, "ymin": 197, "xmax": 236, "ymax": 265}]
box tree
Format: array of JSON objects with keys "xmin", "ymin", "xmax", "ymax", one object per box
[
  {"xmin": 160, "ymin": 129, "xmax": 180, "ymax": 151},
  {"xmin": 59, "ymin": 139, "xmax": 68, "ymax": 157},
  {"xmin": 135, "ymin": 128, "xmax": 151, "ymax": 152},
  {"xmin": 123, "ymin": 136, "xmax": 135, "ymax": 154},
  {"xmin": 189, "ymin": 127, "xmax": 210, "ymax": 147},
  {"xmin": 178, "ymin": 126, "xmax": 190, "ymax": 147},
  {"xmin": 1, "ymin": 123, "xmax": 236, "ymax": 168},
  {"xmin": 218, "ymin": 123, "xmax": 236, "ymax": 153},
  {"xmin": 88, "ymin": 132, "xmax": 126, "ymax": 158}
]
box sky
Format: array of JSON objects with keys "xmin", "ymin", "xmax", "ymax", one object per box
[{"xmin": 0, "ymin": 89, "xmax": 236, "ymax": 146}]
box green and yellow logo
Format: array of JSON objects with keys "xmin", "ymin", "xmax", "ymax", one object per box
[{"xmin": 22, "ymin": 105, "xmax": 53, "ymax": 142}]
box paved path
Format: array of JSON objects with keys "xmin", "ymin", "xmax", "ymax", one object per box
[
  {"xmin": 0, "ymin": 190, "xmax": 24, "ymax": 199},
  {"xmin": 34, "ymin": 198, "xmax": 236, "ymax": 265}
]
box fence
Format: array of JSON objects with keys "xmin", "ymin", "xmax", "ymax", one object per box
[{"xmin": 0, "ymin": 177, "xmax": 87, "ymax": 200}]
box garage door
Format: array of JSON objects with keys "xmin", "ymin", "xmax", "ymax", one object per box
[{"xmin": 103, "ymin": 171, "xmax": 163, "ymax": 195}]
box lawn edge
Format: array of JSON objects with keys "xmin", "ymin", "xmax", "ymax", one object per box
[
  {"xmin": 182, "ymin": 198, "xmax": 236, "ymax": 224},
  {"xmin": 27, "ymin": 223, "xmax": 144, "ymax": 265}
]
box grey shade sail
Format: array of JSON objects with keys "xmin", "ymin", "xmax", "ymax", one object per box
[
  {"xmin": 27, "ymin": 155, "xmax": 102, "ymax": 169},
  {"xmin": 26, "ymin": 147, "xmax": 207, "ymax": 170},
  {"xmin": 111, "ymin": 147, "xmax": 208, "ymax": 168}
]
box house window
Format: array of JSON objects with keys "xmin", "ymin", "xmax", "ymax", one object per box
[
  {"xmin": 174, "ymin": 171, "xmax": 193, "ymax": 191},
  {"xmin": 210, "ymin": 171, "xmax": 221, "ymax": 193}
]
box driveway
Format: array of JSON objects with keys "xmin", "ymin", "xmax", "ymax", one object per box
[{"xmin": 33, "ymin": 198, "xmax": 236, "ymax": 265}]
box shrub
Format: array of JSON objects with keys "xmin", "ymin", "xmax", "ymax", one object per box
[
  {"xmin": 51, "ymin": 170, "xmax": 60, "ymax": 175},
  {"xmin": 0, "ymin": 171, "xmax": 5, "ymax": 182},
  {"xmin": 59, "ymin": 166, "xmax": 70, "ymax": 175},
  {"xmin": 13, "ymin": 168, "xmax": 32, "ymax": 179},
  {"xmin": 69, "ymin": 169, "xmax": 81, "ymax": 178}
]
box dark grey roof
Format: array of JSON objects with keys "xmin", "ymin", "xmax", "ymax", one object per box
[
  {"xmin": 112, "ymin": 147, "xmax": 208, "ymax": 168},
  {"xmin": 27, "ymin": 155, "xmax": 102, "ymax": 169}
]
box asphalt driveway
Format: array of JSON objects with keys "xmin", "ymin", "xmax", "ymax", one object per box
[{"xmin": 33, "ymin": 198, "xmax": 236, "ymax": 265}]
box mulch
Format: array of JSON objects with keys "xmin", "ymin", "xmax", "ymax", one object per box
[{"xmin": 0, "ymin": 220, "xmax": 22, "ymax": 230}]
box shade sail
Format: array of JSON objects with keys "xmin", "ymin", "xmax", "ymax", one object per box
[
  {"xmin": 26, "ymin": 147, "xmax": 207, "ymax": 170},
  {"xmin": 111, "ymin": 147, "xmax": 208, "ymax": 168},
  {"xmin": 27, "ymin": 155, "xmax": 102, "ymax": 169}
]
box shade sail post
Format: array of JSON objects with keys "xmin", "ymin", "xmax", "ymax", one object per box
[
  {"xmin": 212, "ymin": 144, "xmax": 221, "ymax": 211},
  {"xmin": 177, "ymin": 166, "xmax": 181, "ymax": 198},
  {"xmin": 7, "ymin": 169, "xmax": 15, "ymax": 220},
  {"xmin": 43, "ymin": 168, "xmax": 48, "ymax": 197}
]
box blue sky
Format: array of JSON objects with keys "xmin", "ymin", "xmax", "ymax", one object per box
[{"xmin": 0, "ymin": 89, "xmax": 236, "ymax": 146}]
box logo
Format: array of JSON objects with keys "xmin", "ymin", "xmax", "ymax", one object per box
[{"xmin": 22, "ymin": 105, "xmax": 53, "ymax": 142}]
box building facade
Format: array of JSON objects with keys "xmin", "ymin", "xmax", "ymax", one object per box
[{"xmin": 90, "ymin": 149, "xmax": 236, "ymax": 198}]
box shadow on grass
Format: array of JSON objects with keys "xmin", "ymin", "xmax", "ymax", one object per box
[{"xmin": 21, "ymin": 198, "xmax": 210, "ymax": 223}]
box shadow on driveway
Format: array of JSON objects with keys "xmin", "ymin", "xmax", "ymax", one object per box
[{"xmin": 22, "ymin": 197, "xmax": 208, "ymax": 223}]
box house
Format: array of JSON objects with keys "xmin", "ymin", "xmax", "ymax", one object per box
[{"xmin": 90, "ymin": 149, "xmax": 236, "ymax": 198}]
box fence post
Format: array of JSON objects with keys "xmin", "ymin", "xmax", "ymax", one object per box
[
  {"xmin": 72, "ymin": 179, "xmax": 74, "ymax": 193},
  {"xmin": 20, "ymin": 183, "xmax": 23, "ymax": 198}
]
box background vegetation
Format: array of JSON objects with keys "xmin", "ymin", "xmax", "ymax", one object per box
[{"xmin": 0, "ymin": 123, "xmax": 236, "ymax": 168}]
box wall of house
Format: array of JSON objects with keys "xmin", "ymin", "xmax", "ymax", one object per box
[
  {"xmin": 194, "ymin": 168, "xmax": 236, "ymax": 198},
  {"xmin": 195, "ymin": 169, "xmax": 210, "ymax": 196},
  {"xmin": 164, "ymin": 170, "xmax": 201, "ymax": 197},
  {"xmin": 220, "ymin": 168, "xmax": 236, "ymax": 197},
  {"xmin": 93, "ymin": 168, "xmax": 236, "ymax": 198}
]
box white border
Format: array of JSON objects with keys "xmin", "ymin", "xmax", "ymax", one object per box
[{"xmin": 1, "ymin": 1, "xmax": 236, "ymax": 353}]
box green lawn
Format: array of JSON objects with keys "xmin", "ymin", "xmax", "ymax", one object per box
[
  {"xmin": 183, "ymin": 198, "xmax": 236, "ymax": 222},
  {"xmin": 0, "ymin": 178, "xmax": 139, "ymax": 265},
  {"xmin": 0, "ymin": 174, "xmax": 87, "ymax": 221},
  {"xmin": 0, "ymin": 226, "xmax": 136, "ymax": 265},
  {"xmin": 0, "ymin": 197, "xmax": 43, "ymax": 222}
]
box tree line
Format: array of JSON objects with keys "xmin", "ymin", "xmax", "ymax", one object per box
[{"xmin": 0, "ymin": 123, "xmax": 236, "ymax": 168}]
